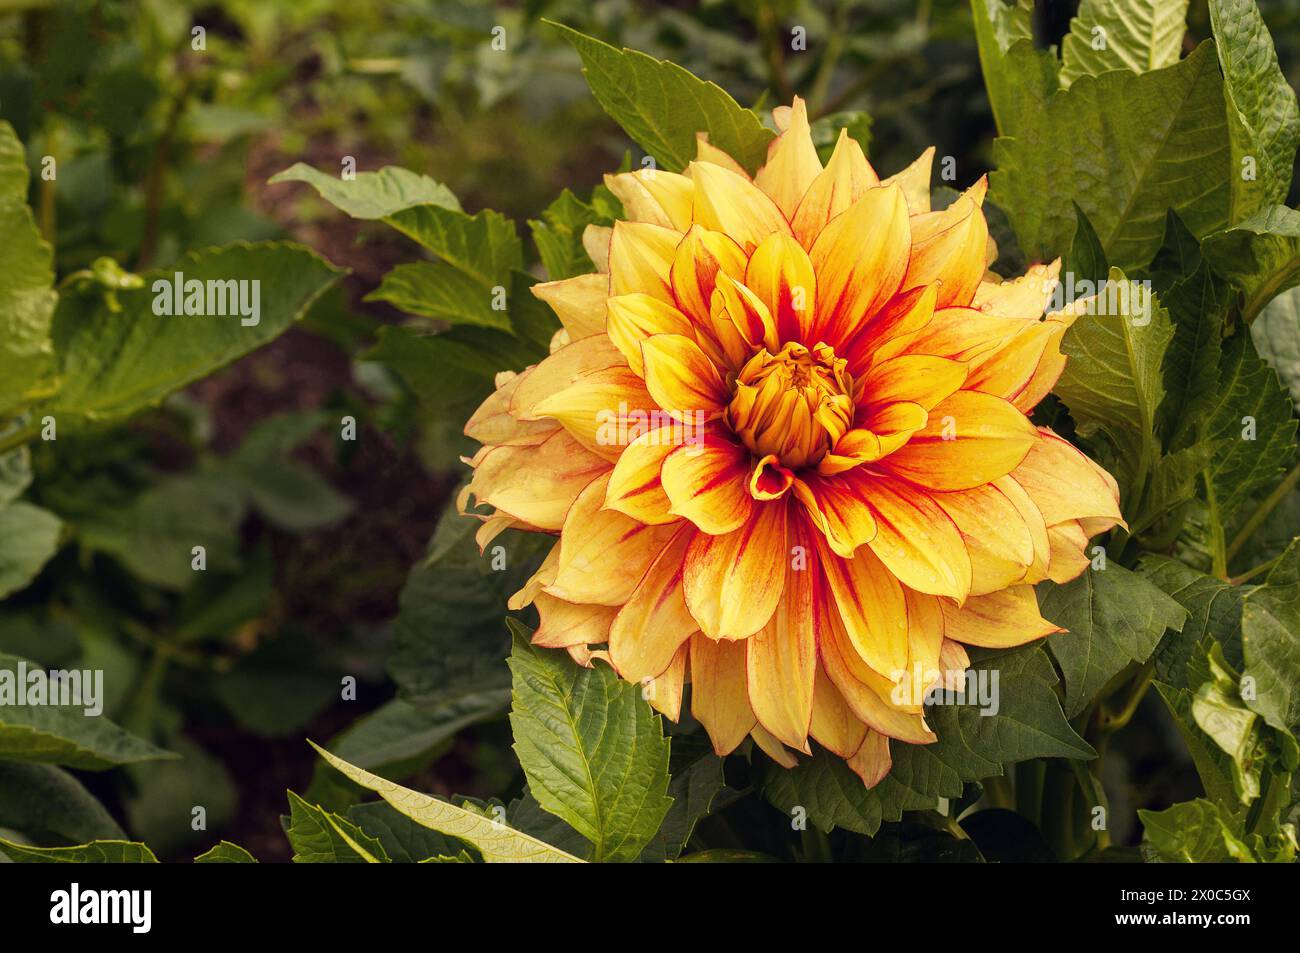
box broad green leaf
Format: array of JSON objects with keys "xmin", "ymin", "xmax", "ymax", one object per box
[
  {"xmin": 213, "ymin": 631, "xmax": 337, "ymax": 738},
  {"xmin": 1200, "ymin": 329, "xmax": 1297, "ymax": 526},
  {"xmin": 317, "ymin": 698, "xmax": 487, "ymax": 786},
  {"xmin": 550, "ymin": 21, "xmax": 774, "ymax": 174},
  {"xmin": 506, "ymin": 791, "xmax": 596, "ymax": 860},
  {"xmin": 508, "ymin": 623, "xmax": 672, "ymax": 862},
  {"xmin": 1139, "ymin": 798, "xmax": 1245, "ymax": 862},
  {"xmin": 992, "ymin": 42, "xmax": 1230, "ymax": 269},
  {"xmin": 1139, "ymin": 555, "xmax": 1244, "ymax": 689},
  {"xmin": 1060, "ymin": 0, "xmax": 1188, "ymax": 88},
  {"xmin": 638, "ymin": 746, "xmax": 726, "ymax": 862},
  {"xmin": 1039, "ymin": 564, "xmax": 1187, "ymax": 716},
  {"xmin": 365, "ymin": 260, "xmax": 512, "ymax": 331},
  {"xmin": 124, "ymin": 737, "xmax": 236, "ymax": 858},
  {"xmin": 0, "ymin": 762, "xmax": 125, "ymax": 845},
  {"xmin": 1202, "ymin": 205, "xmax": 1300, "ymax": 321},
  {"xmin": 970, "ymin": 0, "xmax": 1059, "ymax": 139},
  {"xmin": 0, "ymin": 502, "xmax": 62, "ymax": 599},
  {"xmin": 528, "ymin": 189, "xmax": 611, "ymax": 281},
  {"xmin": 1208, "ymin": 0, "xmax": 1300, "ymax": 222},
  {"xmin": 1190, "ymin": 642, "xmax": 1270, "ymax": 803},
  {"xmin": 1053, "ymin": 267, "xmax": 1173, "ymax": 491},
  {"xmin": 1242, "ymin": 540, "xmax": 1300, "ymax": 734},
  {"xmin": 311, "ymin": 742, "xmax": 582, "ymax": 863},
  {"xmin": 194, "ymin": 841, "xmax": 257, "ymax": 863},
  {"xmin": 268, "ymin": 163, "xmax": 461, "ymax": 218},
  {"xmin": 1066, "ymin": 203, "xmax": 1109, "ymax": 285},
  {"xmin": 348, "ymin": 802, "xmax": 477, "ymax": 863},
  {"xmin": 765, "ymin": 645, "xmax": 1092, "ymax": 835},
  {"xmin": 1252, "ymin": 287, "xmax": 1300, "ymax": 409},
  {"xmin": 286, "ymin": 791, "xmax": 387, "ymax": 863},
  {"xmin": 1154, "ymin": 681, "xmax": 1237, "ymax": 803},
  {"xmin": 0, "ymin": 654, "xmax": 174, "ymax": 770},
  {"xmin": 0, "ymin": 839, "xmax": 158, "ymax": 863},
  {"xmin": 383, "ymin": 204, "xmax": 523, "ymax": 290},
  {"xmin": 1157, "ymin": 259, "xmax": 1230, "ymax": 448},
  {"xmin": 0, "ymin": 121, "xmax": 57, "ymax": 416},
  {"xmin": 1145, "ymin": 208, "xmax": 1202, "ymax": 294},
  {"xmin": 45, "ymin": 242, "xmax": 342, "ymax": 424}
]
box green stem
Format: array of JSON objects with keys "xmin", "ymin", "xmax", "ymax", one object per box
[
  {"xmin": 1015, "ymin": 760, "xmax": 1046, "ymax": 828},
  {"xmin": 1203, "ymin": 471, "xmax": 1228, "ymax": 579},
  {"xmin": 1230, "ymin": 555, "xmax": 1282, "ymax": 586},
  {"xmin": 1041, "ymin": 765, "xmax": 1076, "ymax": 860},
  {"xmin": 1068, "ymin": 759, "xmax": 1111, "ymax": 852},
  {"xmin": 1098, "ymin": 662, "xmax": 1154, "ymax": 733},
  {"xmin": 1226, "ymin": 459, "xmax": 1300, "ymax": 564}
]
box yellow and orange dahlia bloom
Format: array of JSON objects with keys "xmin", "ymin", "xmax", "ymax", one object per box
[{"xmin": 461, "ymin": 99, "xmax": 1123, "ymax": 786}]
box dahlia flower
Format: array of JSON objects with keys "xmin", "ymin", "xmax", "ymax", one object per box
[{"xmin": 461, "ymin": 99, "xmax": 1122, "ymax": 786}]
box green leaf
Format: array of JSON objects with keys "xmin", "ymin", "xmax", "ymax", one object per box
[
  {"xmin": 1066, "ymin": 203, "xmax": 1109, "ymax": 285},
  {"xmin": 809, "ymin": 112, "xmax": 873, "ymax": 164},
  {"xmin": 1145, "ymin": 208, "xmax": 1202, "ymax": 294},
  {"xmin": 0, "ymin": 440, "xmax": 31, "ymax": 509},
  {"xmin": 0, "ymin": 502, "xmax": 61, "ymax": 599},
  {"xmin": 638, "ymin": 748, "xmax": 726, "ymax": 862},
  {"xmin": 1208, "ymin": 0, "xmax": 1300, "ymax": 222},
  {"xmin": 310, "ymin": 742, "xmax": 583, "ymax": 863},
  {"xmin": 1053, "ymin": 267, "xmax": 1173, "ymax": 492},
  {"xmin": 0, "ymin": 653, "xmax": 175, "ymax": 770},
  {"xmin": 1038, "ymin": 564, "xmax": 1188, "ymax": 716},
  {"xmin": 549, "ymin": 21, "xmax": 774, "ymax": 174},
  {"xmin": 1060, "ymin": 0, "xmax": 1188, "ymax": 88},
  {"xmin": 383, "ymin": 205, "xmax": 522, "ymax": 290},
  {"xmin": 123, "ymin": 737, "xmax": 236, "ymax": 857},
  {"xmin": 1200, "ymin": 329, "xmax": 1297, "ymax": 526},
  {"xmin": 0, "ymin": 839, "xmax": 158, "ymax": 863},
  {"xmin": 45, "ymin": 242, "xmax": 342, "ymax": 425},
  {"xmin": 286, "ymin": 791, "xmax": 388, "ymax": 863},
  {"xmin": 1140, "ymin": 798, "xmax": 1245, "ymax": 862},
  {"xmin": 268, "ymin": 163, "xmax": 461, "ymax": 218},
  {"xmin": 1242, "ymin": 539, "xmax": 1300, "ymax": 734},
  {"xmin": 1139, "ymin": 555, "xmax": 1245, "ymax": 690},
  {"xmin": 348, "ymin": 801, "xmax": 477, "ymax": 863},
  {"xmin": 365, "ymin": 260, "xmax": 513, "ymax": 331},
  {"xmin": 1252, "ymin": 287, "xmax": 1300, "ymax": 410},
  {"xmin": 194, "ymin": 841, "xmax": 257, "ymax": 863},
  {"xmin": 0, "ymin": 121, "xmax": 57, "ymax": 416},
  {"xmin": 765, "ymin": 644, "xmax": 1092, "ymax": 835},
  {"xmin": 1153, "ymin": 681, "xmax": 1238, "ymax": 803},
  {"xmin": 991, "ymin": 42, "xmax": 1230, "ymax": 269},
  {"xmin": 528, "ymin": 189, "xmax": 610, "ymax": 281},
  {"xmin": 1202, "ymin": 205, "xmax": 1300, "ymax": 321},
  {"xmin": 0, "ymin": 762, "xmax": 125, "ymax": 845},
  {"xmin": 213, "ymin": 631, "xmax": 338, "ymax": 738},
  {"xmin": 970, "ymin": 0, "xmax": 1060, "ymax": 139},
  {"xmin": 508, "ymin": 622, "xmax": 672, "ymax": 862},
  {"xmin": 1157, "ymin": 259, "xmax": 1230, "ymax": 449}
]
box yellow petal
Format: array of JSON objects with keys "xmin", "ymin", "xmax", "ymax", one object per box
[
  {"xmin": 606, "ymin": 293, "xmax": 693, "ymax": 376},
  {"xmin": 1046, "ymin": 519, "xmax": 1092, "ymax": 584},
  {"xmin": 533, "ymin": 593, "xmax": 618, "ymax": 648},
  {"xmin": 857, "ymin": 354, "xmax": 968, "ymax": 413},
  {"xmin": 1011, "ymin": 428, "xmax": 1124, "ymax": 527},
  {"xmin": 661, "ymin": 430, "xmax": 755, "ymax": 534},
  {"xmin": 608, "ymin": 527, "xmax": 697, "ymax": 681},
  {"xmin": 546, "ymin": 474, "xmax": 676, "ymax": 605},
  {"xmin": 604, "ymin": 426, "xmax": 680, "ymax": 525},
  {"xmin": 531, "ymin": 365, "xmax": 656, "ymax": 461},
  {"xmin": 466, "ymin": 430, "xmax": 608, "ymax": 531},
  {"xmin": 847, "ymin": 731, "xmax": 891, "ymax": 788},
  {"xmin": 744, "ymin": 232, "xmax": 817, "ymax": 343},
  {"xmin": 702, "ymin": 272, "xmax": 779, "ymax": 370},
  {"xmin": 640, "ymin": 333, "xmax": 729, "ymax": 420},
  {"xmin": 684, "ymin": 499, "xmax": 788, "ymax": 639},
  {"xmin": 931, "ymin": 483, "xmax": 1036, "ymax": 596},
  {"xmin": 791, "ymin": 129, "xmax": 879, "ymax": 248},
  {"xmin": 464, "ymin": 371, "xmax": 558, "ymax": 446},
  {"xmin": 531, "ymin": 273, "xmax": 609, "ymax": 339},
  {"xmin": 603, "ymin": 169, "xmax": 694, "ymax": 230},
  {"xmin": 609, "ymin": 220, "xmax": 681, "ymax": 302},
  {"xmin": 750, "ymin": 725, "xmax": 799, "ymax": 768},
  {"xmin": 809, "ymin": 667, "xmax": 869, "ymax": 758},
  {"xmin": 690, "ymin": 634, "xmax": 756, "ymax": 755},
  {"xmin": 793, "ymin": 472, "xmax": 878, "ymax": 557},
  {"xmin": 646, "ymin": 644, "xmax": 687, "ymax": 720},
  {"xmin": 583, "ymin": 224, "xmax": 612, "ymax": 273},
  {"xmin": 902, "ymin": 180, "xmax": 989, "ymax": 309},
  {"xmin": 746, "ymin": 538, "xmax": 816, "ymax": 752},
  {"xmin": 883, "ymin": 390, "xmax": 1037, "ymax": 491},
  {"xmin": 940, "ymin": 585, "xmax": 1062, "ymax": 648},
  {"xmin": 842, "ymin": 281, "xmax": 939, "ymax": 372},
  {"xmin": 881, "ymin": 146, "xmax": 935, "ymax": 214},
  {"xmin": 819, "ymin": 537, "xmax": 910, "ymax": 677},
  {"xmin": 510, "ymin": 334, "xmax": 626, "ymax": 421},
  {"xmin": 809, "ymin": 184, "xmax": 910, "ymax": 348},
  {"xmin": 754, "ymin": 96, "xmax": 822, "ymax": 218},
  {"xmin": 694, "ymin": 133, "xmax": 750, "ymax": 177},
  {"xmin": 688, "ymin": 160, "xmax": 792, "ymax": 252},
  {"xmin": 863, "ymin": 472, "xmax": 973, "ymax": 601},
  {"xmin": 669, "ymin": 225, "xmax": 747, "ymax": 323}
]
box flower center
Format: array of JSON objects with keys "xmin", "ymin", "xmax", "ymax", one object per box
[{"xmin": 726, "ymin": 341, "xmax": 854, "ymax": 469}]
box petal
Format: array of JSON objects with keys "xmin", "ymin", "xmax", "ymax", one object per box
[
  {"xmin": 931, "ymin": 483, "xmax": 1036, "ymax": 596},
  {"xmin": 465, "ymin": 371, "xmax": 558, "ymax": 446},
  {"xmin": 940, "ymin": 585, "xmax": 1062, "ymax": 648},
  {"xmin": 791, "ymin": 129, "xmax": 879, "ymax": 248},
  {"xmin": 606, "ymin": 293, "xmax": 694, "ymax": 376},
  {"xmin": 703, "ymin": 272, "xmax": 779, "ymax": 370},
  {"xmin": 793, "ymin": 471, "xmax": 878, "ymax": 557},
  {"xmin": 669, "ymin": 225, "xmax": 747, "ymax": 324},
  {"xmin": 847, "ymin": 731, "xmax": 892, "ymax": 788},
  {"xmin": 684, "ymin": 499, "xmax": 788, "ymax": 639},
  {"xmin": 809, "ymin": 667, "xmax": 869, "ymax": 758},
  {"xmin": 583, "ymin": 224, "xmax": 612, "ymax": 273},
  {"xmin": 694, "ymin": 133, "xmax": 750, "ymax": 177},
  {"xmin": 689, "ymin": 634, "xmax": 756, "ymax": 755},
  {"xmin": 744, "ymin": 232, "xmax": 817, "ymax": 343},
  {"xmin": 881, "ymin": 146, "xmax": 935, "ymax": 214},
  {"xmin": 971, "ymin": 260, "xmax": 1061, "ymax": 318},
  {"xmin": 903, "ymin": 306, "xmax": 1027, "ymax": 363},
  {"xmin": 902, "ymin": 180, "xmax": 990, "ymax": 309},
  {"xmin": 995, "ymin": 475, "xmax": 1052, "ymax": 585},
  {"xmin": 609, "ymin": 220, "xmax": 681, "ymax": 302},
  {"xmin": 688, "ymin": 160, "xmax": 792, "ymax": 252},
  {"xmin": 531, "ymin": 365, "xmax": 656, "ymax": 461},
  {"xmin": 857, "ymin": 354, "xmax": 968, "ymax": 413},
  {"xmin": 466, "ymin": 430, "xmax": 609, "ymax": 531},
  {"xmin": 531, "ymin": 273, "xmax": 608, "ymax": 339},
  {"xmin": 510, "ymin": 334, "xmax": 626, "ymax": 421},
  {"xmin": 862, "ymin": 472, "xmax": 973, "ymax": 601},
  {"xmin": 750, "ymin": 726, "xmax": 799, "ymax": 768},
  {"xmin": 820, "ymin": 537, "xmax": 910, "ymax": 678},
  {"xmin": 1046, "ymin": 519, "xmax": 1092, "ymax": 584},
  {"xmin": 604, "ymin": 426, "xmax": 680, "ymax": 525},
  {"xmin": 640, "ymin": 333, "xmax": 729, "ymax": 420},
  {"xmin": 646, "ymin": 644, "xmax": 687, "ymax": 720},
  {"xmin": 533, "ymin": 593, "xmax": 618, "ymax": 648},
  {"xmin": 604, "ymin": 169, "xmax": 695, "ymax": 231},
  {"xmin": 841, "ymin": 282, "xmax": 939, "ymax": 373},
  {"xmin": 883, "ymin": 390, "xmax": 1037, "ymax": 491},
  {"xmin": 750, "ymin": 454, "xmax": 794, "ymax": 501},
  {"xmin": 546, "ymin": 474, "xmax": 676, "ymax": 605},
  {"xmin": 754, "ymin": 96, "xmax": 822, "ymax": 218},
  {"xmin": 746, "ymin": 535, "xmax": 816, "ymax": 752},
  {"xmin": 608, "ymin": 527, "xmax": 697, "ymax": 681},
  {"xmin": 661, "ymin": 429, "xmax": 755, "ymax": 534},
  {"xmin": 809, "ymin": 184, "xmax": 910, "ymax": 348},
  {"xmin": 1011, "ymin": 428, "xmax": 1125, "ymax": 527}
]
